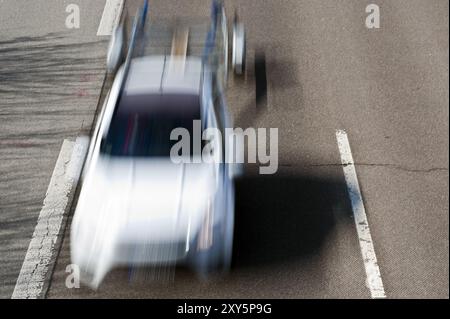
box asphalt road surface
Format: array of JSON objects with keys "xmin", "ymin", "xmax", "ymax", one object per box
[{"xmin": 0, "ymin": 0, "xmax": 448, "ymax": 299}]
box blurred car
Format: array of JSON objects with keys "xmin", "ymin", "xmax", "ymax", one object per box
[{"xmin": 70, "ymin": 0, "xmax": 245, "ymax": 288}]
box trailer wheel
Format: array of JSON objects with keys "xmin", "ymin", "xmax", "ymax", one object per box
[
  {"xmin": 232, "ymin": 18, "xmax": 246, "ymax": 76},
  {"xmin": 106, "ymin": 24, "xmax": 125, "ymax": 74}
]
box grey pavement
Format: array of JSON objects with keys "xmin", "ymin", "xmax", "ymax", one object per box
[{"xmin": 0, "ymin": 0, "xmax": 448, "ymax": 299}]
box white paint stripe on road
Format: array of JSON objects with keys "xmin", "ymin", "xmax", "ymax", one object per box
[
  {"xmin": 336, "ymin": 130, "xmax": 386, "ymax": 299},
  {"xmin": 12, "ymin": 137, "xmax": 89, "ymax": 299},
  {"xmin": 97, "ymin": 0, "xmax": 124, "ymax": 36}
]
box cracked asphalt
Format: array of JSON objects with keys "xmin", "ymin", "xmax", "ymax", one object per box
[{"xmin": 0, "ymin": 0, "xmax": 448, "ymax": 299}]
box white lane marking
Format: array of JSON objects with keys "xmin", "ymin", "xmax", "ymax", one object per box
[
  {"xmin": 97, "ymin": 0, "xmax": 124, "ymax": 36},
  {"xmin": 336, "ymin": 130, "xmax": 386, "ymax": 299},
  {"xmin": 12, "ymin": 137, "xmax": 89, "ymax": 299}
]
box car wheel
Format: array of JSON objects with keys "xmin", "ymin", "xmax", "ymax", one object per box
[{"xmin": 106, "ymin": 24, "xmax": 125, "ymax": 74}]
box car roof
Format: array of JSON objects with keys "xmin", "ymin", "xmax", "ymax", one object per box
[{"xmin": 124, "ymin": 56, "xmax": 203, "ymax": 96}]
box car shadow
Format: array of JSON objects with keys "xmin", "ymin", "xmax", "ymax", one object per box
[
  {"xmin": 232, "ymin": 171, "xmax": 350, "ymax": 268},
  {"xmin": 234, "ymin": 48, "xmax": 302, "ymax": 128}
]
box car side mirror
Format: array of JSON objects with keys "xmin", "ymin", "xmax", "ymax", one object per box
[{"xmin": 99, "ymin": 135, "xmax": 108, "ymax": 154}]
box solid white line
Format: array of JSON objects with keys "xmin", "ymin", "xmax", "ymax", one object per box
[
  {"xmin": 12, "ymin": 137, "xmax": 89, "ymax": 299},
  {"xmin": 336, "ymin": 130, "xmax": 386, "ymax": 299},
  {"xmin": 97, "ymin": 0, "xmax": 124, "ymax": 36}
]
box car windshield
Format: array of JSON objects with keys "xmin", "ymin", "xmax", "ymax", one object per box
[{"xmin": 100, "ymin": 94, "xmax": 201, "ymax": 157}]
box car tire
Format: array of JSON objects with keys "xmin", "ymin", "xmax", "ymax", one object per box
[{"xmin": 106, "ymin": 24, "xmax": 125, "ymax": 74}]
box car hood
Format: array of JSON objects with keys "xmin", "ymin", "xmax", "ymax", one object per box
[{"xmin": 73, "ymin": 157, "xmax": 215, "ymax": 242}]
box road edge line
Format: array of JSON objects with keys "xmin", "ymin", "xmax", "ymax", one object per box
[
  {"xmin": 336, "ymin": 129, "xmax": 386, "ymax": 299},
  {"xmin": 11, "ymin": 137, "xmax": 89, "ymax": 299}
]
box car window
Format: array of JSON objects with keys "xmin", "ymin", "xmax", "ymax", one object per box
[{"xmin": 100, "ymin": 93, "xmax": 202, "ymax": 157}]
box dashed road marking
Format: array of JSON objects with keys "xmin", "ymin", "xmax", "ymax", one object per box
[
  {"xmin": 336, "ymin": 130, "xmax": 386, "ymax": 299},
  {"xmin": 12, "ymin": 137, "xmax": 89, "ymax": 299},
  {"xmin": 97, "ymin": 0, "xmax": 124, "ymax": 36}
]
